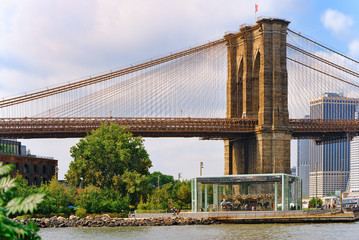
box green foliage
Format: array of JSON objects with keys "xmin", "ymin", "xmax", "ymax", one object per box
[
  {"xmin": 6, "ymin": 194, "xmax": 45, "ymax": 216},
  {"xmin": 135, "ymin": 176, "xmax": 193, "ymax": 212},
  {"xmin": 65, "ymin": 123, "xmax": 152, "ymax": 199},
  {"xmin": 0, "ymin": 175, "xmax": 16, "ymax": 193},
  {"xmin": 108, "ymin": 212, "xmax": 128, "ymax": 218},
  {"xmin": 137, "ymin": 196, "xmax": 151, "ymax": 211},
  {"xmin": 0, "ymin": 162, "xmax": 44, "ymax": 240},
  {"xmin": 144, "ymin": 183, "xmax": 173, "ymax": 210},
  {"xmin": 32, "ymin": 177, "xmax": 74, "ymax": 216},
  {"xmin": 0, "ymin": 163, "xmax": 13, "ymax": 176},
  {"xmin": 13, "ymin": 175, "xmax": 76, "ymax": 217},
  {"xmin": 309, "ymin": 197, "xmax": 323, "ymax": 208},
  {"xmin": 167, "ymin": 180, "xmax": 191, "ymax": 209},
  {"xmin": 150, "ymin": 189, "xmax": 169, "ymax": 210},
  {"xmin": 13, "ymin": 173, "xmax": 131, "ymax": 217},
  {"xmin": 76, "ymin": 185, "xmax": 101, "ymax": 213},
  {"xmin": 75, "ymin": 207, "xmax": 87, "ymax": 218},
  {"xmin": 176, "ymin": 184, "xmax": 191, "ymax": 208},
  {"xmin": 122, "ymin": 170, "xmax": 148, "ymax": 205},
  {"xmin": 146, "ymin": 172, "xmax": 175, "ymax": 191},
  {"xmin": 75, "ymin": 185, "xmax": 130, "ymax": 214}
]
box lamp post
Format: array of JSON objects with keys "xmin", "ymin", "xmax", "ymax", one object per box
[
  {"xmin": 315, "ymin": 163, "xmax": 318, "ymax": 209},
  {"xmin": 79, "ymin": 177, "xmax": 83, "ymax": 189},
  {"xmin": 200, "ymin": 162, "xmax": 204, "ymax": 176},
  {"xmin": 340, "ymin": 168, "xmax": 343, "ymax": 212},
  {"xmin": 55, "ymin": 166, "xmax": 59, "ymax": 181}
]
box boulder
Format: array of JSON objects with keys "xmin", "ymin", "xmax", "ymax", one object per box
[{"xmin": 12, "ymin": 215, "xmax": 218, "ymax": 228}]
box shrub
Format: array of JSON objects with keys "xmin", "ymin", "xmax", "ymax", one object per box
[
  {"xmin": 108, "ymin": 212, "xmax": 128, "ymax": 218},
  {"xmin": 75, "ymin": 185, "xmax": 102, "ymax": 213},
  {"xmin": 137, "ymin": 196, "xmax": 151, "ymax": 210},
  {"xmin": 16, "ymin": 214, "xmax": 31, "ymax": 220},
  {"xmin": 56, "ymin": 213, "xmax": 69, "ymax": 218},
  {"xmin": 57, "ymin": 206, "xmax": 72, "ymax": 217},
  {"xmin": 76, "ymin": 207, "xmax": 87, "ymax": 218},
  {"xmin": 75, "ymin": 186, "xmax": 130, "ymax": 214},
  {"xmin": 309, "ymin": 197, "xmax": 323, "ymax": 208}
]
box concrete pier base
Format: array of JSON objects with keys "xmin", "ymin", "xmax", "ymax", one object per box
[{"xmin": 134, "ymin": 210, "xmax": 359, "ymax": 224}]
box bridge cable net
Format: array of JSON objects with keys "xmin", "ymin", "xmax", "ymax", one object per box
[
  {"xmin": 0, "ymin": 40, "xmax": 227, "ymax": 119},
  {"xmin": 287, "ymin": 29, "xmax": 359, "ymax": 120}
]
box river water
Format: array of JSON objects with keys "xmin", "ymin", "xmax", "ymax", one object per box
[{"xmin": 39, "ymin": 222, "xmax": 359, "ymax": 240}]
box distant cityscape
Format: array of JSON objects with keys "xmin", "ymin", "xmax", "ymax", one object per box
[{"xmin": 296, "ymin": 92, "xmax": 359, "ymax": 201}]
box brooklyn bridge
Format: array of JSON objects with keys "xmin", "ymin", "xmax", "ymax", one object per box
[{"xmin": 0, "ymin": 18, "xmax": 358, "ymax": 175}]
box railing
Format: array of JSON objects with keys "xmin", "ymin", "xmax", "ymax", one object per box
[
  {"xmin": 0, "ymin": 117, "xmax": 257, "ymax": 139},
  {"xmin": 289, "ymin": 119, "xmax": 359, "ymax": 133},
  {"xmin": 0, "ymin": 117, "xmax": 358, "ymax": 140}
]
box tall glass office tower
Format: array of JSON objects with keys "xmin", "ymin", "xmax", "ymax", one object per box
[
  {"xmin": 349, "ymin": 112, "xmax": 359, "ymax": 192},
  {"xmin": 297, "ymin": 116, "xmax": 310, "ymax": 196},
  {"xmin": 309, "ymin": 93, "xmax": 359, "ymax": 197}
]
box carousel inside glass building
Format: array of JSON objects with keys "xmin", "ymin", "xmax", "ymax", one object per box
[{"xmin": 191, "ymin": 174, "xmax": 302, "ymax": 212}]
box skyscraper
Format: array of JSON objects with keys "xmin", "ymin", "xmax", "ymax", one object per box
[
  {"xmin": 349, "ymin": 112, "xmax": 359, "ymax": 193},
  {"xmin": 309, "ymin": 93, "xmax": 359, "ymax": 197},
  {"xmin": 297, "ymin": 116, "xmax": 310, "ymax": 196}
]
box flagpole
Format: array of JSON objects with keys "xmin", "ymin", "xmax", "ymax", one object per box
[{"xmin": 254, "ymin": 4, "xmax": 258, "ymax": 23}]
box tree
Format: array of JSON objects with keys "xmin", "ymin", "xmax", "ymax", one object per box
[
  {"xmin": 65, "ymin": 123, "xmax": 152, "ymax": 196},
  {"xmin": 146, "ymin": 172, "xmax": 175, "ymax": 191},
  {"xmin": 149, "ymin": 183, "xmax": 173, "ymax": 210},
  {"xmin": 0, "ymin": 162, "xmax": 44, "ymax": 240},
  {"xmin": 309, "ymin": 197, "xmax": 323, "ymax": 208},
  {"xmin": 122, "ymin": 170, "xmax": 148, "ymax": 205},
  {"xmin": 37, "ymin": 177, "xmax": 74, "ymax": 215},
  {"xmin": 176, "ymin": 183, "xmax": 191, "ymax": 208}
]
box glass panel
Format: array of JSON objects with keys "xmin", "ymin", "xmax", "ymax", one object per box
[
  {"xmin": 192, "ymin": 174, "xmax": 301, "ymax": 212},
  {"xmin": 197, "ymin": 182, "xmax": 202, "ymax": 212}
]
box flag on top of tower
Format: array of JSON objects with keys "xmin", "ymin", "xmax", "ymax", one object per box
[{"xmin": 255, "ymin": 4, "xmax": 258, "ymax": 13}]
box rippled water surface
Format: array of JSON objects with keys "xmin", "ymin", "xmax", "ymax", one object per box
[{"xmin": 39, "ymin": 222, "xmax": 359, "ymax": 240}]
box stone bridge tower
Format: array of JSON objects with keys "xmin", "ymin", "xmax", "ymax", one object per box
[{"xmin": 224, "ymin": 18, "xmax": 291, "ymax": 175}]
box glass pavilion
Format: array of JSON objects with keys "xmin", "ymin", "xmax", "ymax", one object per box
[{"xmin": 191, "ymin": 174, "xmax": 301, "ymax": 212}]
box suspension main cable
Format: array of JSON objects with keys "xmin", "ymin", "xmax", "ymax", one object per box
[
  {"xmin": 287, "ymin": 43, "xmax": 359, "ymax": 79},
  {"xmin": 0, "ymin": 38, "xmax": 226, "ymax": 109},
  {"xmin": 288, "ymin": 28, "xmax": 359, "ymax": 65},
  {"xmin": 287, "ymin": 57, "xmax": 359, "ymax": 89}
]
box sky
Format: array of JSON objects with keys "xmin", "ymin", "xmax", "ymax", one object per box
[{"xmin": 1, "ymin": 0, "xmax": 359, "ymax": 180}]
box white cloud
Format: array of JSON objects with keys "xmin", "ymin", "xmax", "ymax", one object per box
[
  {"xmin": 0, "ymin": 0, "xmax": 304, "ymax": 86},
  {"xmin": 349, "ymin": 39, "xmax": 359, "ymax": 58},
  {"xmin": 321, "ymin": 9, "xmax": 353, "ymax": 35},
  {"xmin": 0, "ymin": 0, "xmax": 250, "ymax": 94}
]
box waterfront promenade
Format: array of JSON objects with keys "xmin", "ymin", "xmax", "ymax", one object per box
[
  {"xmin": 134, "ymin": 209, "xmax": 359, "ymax": 223},
  {"xmin": 15, "ymin": 209, "xmax": 359, "ymax": 229}
]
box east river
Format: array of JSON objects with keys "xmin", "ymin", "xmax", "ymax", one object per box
[{"xmin": 39, "ymin": 222, "xmax": 359, "ymax": 240}]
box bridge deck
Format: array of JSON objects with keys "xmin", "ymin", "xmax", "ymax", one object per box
[{"xmin": 0, "ymin": 118, "xmax": 358, "ymax": 140}]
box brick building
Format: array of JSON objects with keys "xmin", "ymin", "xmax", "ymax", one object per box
[{"xmin": 0, "ymin": 139, "xmax": 57, "ymax": 186}]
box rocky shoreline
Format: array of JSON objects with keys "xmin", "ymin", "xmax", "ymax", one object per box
[{"xmin": 13, "ymin": 214, "xmax": 218, "ymax": 228}]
